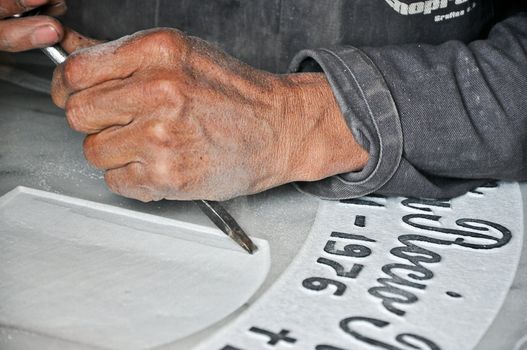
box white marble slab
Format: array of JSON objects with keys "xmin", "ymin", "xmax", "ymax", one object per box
[
  {"xmin": 0, "ymin": 187, "xmax": 270, "ymax": 350},
  {"xmin": 196, "ymin": 182, "xmax": 524, "ymax": 350}
]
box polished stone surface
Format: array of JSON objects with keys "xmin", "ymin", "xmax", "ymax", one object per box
[
  {"xmin": 0, "ymin": 61, "xmax": 525, "ymax": 349},
  {"xmin": 1, "ymin": 188, "xmax": 271, "ymax": 350},
  {"xmin": 0, "ymin": 64, "xmax": 319, "ymax": 349}
]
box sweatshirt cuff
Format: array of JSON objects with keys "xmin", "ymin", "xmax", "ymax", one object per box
[{"xmin": 289, "ymin": 47, "xmax": 403, "ymax": 200}]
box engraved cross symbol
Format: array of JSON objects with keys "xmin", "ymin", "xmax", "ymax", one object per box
[{"xmin": 249, "ymin": 327, "xmax": 297, "ymax": 345}]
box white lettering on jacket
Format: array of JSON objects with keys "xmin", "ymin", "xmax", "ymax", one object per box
[{"xmin": 384, "ymin": 0, "xmax": 475, "ymax": 22}]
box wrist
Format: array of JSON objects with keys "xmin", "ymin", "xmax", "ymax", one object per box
[{"xmin": 275, "ymin": 73, "xmax": 368, "ymax": 183}]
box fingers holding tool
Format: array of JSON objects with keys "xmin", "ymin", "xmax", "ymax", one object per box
[{"xmin": 0, "ymin": 0, "xmax": 66, "ymax": 52}]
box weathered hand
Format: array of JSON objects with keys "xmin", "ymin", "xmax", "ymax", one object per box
[
  {"xmin": 0, "ymin": 0, "xmax": 66, "ymax": 52},
  {"xmin": 52, "ymin": 28, "xmax": 368, "ymax": 202}
]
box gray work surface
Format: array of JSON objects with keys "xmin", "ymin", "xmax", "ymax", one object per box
[{"xmin": 0, "ymin": 58, "xmax": 526, "ymax": 349}]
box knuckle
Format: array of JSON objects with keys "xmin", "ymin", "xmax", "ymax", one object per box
[
  {"xmin": 82, "ymin": 135, "xmax": 101, "ymax": 168},
  {"xmin": 149, "ymin": 30, "xmax": 174, "ymax": 44},
  {"xmin": 64, "ymin": 98, "xmax": 80, "ymax": 130},
  {"xmin": 149, "ymin": 161, "xmax": 190, "ymax": 196},
  {"xmin": 145, "ymin": 157, "xmax": 193, "ymax": 195},
  {"xmin": 62, "ymin": 55, "xmax": 83, "ymax": 89},
  {"xmin": 149, "ymin": 29, "xmax": 183, "ymax": 48},
  {"xmin": 145, "ymin": 29, "xmax": 188, "ymax": 60},
  {"xmin": 64, "ymin": 97, "xmax": 86, "ymax": 132},
  {"xmin": 50, "ymin": 69, "xmax": 65, "ymax": 106},
  {"xmin": 148, "ymin": 78, "xmax": 180, "ymax": 100},
  {"xmin": 149, "ymin": 160, "xmax": 172, "ymax": 185},
  {"xmin": 145, "ymin": 119, "xmax": 172, "ymax": 145}
]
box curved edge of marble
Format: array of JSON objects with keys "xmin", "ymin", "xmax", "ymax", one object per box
[{"xmin": 0, "ymin": 186, "xmax": 272, "ymax": 350}]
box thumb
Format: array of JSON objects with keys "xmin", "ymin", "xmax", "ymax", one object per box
[{"xmin": 60, "ymin": 27, "xmax": 103, "ymax": 53}]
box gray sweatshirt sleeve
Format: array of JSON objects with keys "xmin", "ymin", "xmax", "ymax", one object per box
[{"xmin": 289, "ymin": 13, "xmax": 527, "ymax": 199}]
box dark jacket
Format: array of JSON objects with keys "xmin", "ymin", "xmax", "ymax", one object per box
[{"xmin": 65, "ymin": 0, "xmax": 527, "ymax": 199}]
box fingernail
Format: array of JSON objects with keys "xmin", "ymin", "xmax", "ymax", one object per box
[
  {"xmin": 51, "ymin": 1, "xmax": 67, "ymax": 9},
  {"xmin": 20, "ymin": 0, "xmax": 48, "ymax": 8},
  {"xmin": 31, "ymin": 25, "xmax": 59, "ymax": 46}
]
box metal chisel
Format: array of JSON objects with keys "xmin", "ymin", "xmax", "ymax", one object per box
[
  {"xmin": 46, "ymin": 44, "xmax": 257, "ymax": 253},
  {"xmin": 14, "ymin": 9, "xmax": 258, "ymax": 253}
]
